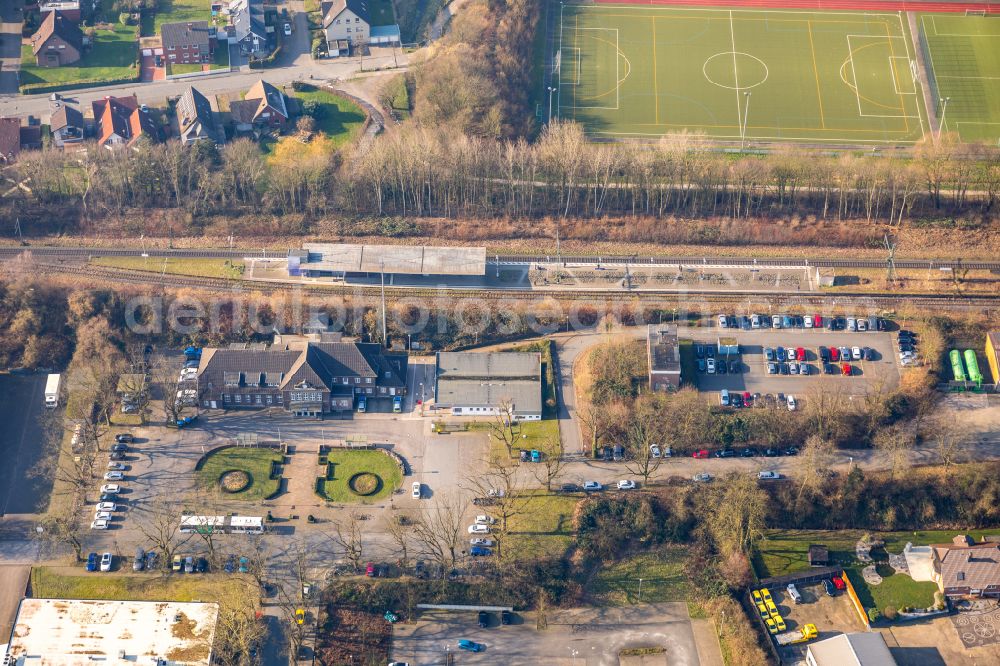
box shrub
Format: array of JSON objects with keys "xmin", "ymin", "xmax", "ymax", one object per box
[
  {"xmin": 883, "ymin": 606, "xmax": 898, "ymax": 621},
  {"xmin": 868, "ymin": 607, "xmax": 881, "ymax": 622}
]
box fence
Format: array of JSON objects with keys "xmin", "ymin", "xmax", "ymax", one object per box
[{"xmin": 917, "ymin": 22, "xmax": 941, "ymax": 110}]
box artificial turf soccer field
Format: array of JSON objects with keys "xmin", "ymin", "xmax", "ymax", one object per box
[
  {"xmin": 920, "ymin": 13, "xmax": 1000, "ymax": 144},
  {"xmin": 555, "ymin": 4, "xmax": 930, "ymax": 144}
]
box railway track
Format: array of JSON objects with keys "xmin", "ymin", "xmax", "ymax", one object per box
[
  {"xmin": 31, "ymin": 262, "xmax": 1000, "ymax": 311},
  {"xmin": 3, "ymin": 246, "xmax": 1000, "ymax": 271}
]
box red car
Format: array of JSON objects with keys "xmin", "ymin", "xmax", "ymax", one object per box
[
  {"xmin": 365, "ymin": 562, "xmax": 376, "ymax": 577},
  {"xmin": 841, "ymin": 363, "xmax": 851, "ymax": 376},
  {"xmin": 743, "ymin": 391, "xmax": 752, "ymax": 404},
  {"xmin": 830, "ymin": 347, "xmax": 840, "ymax": 362},
  {"xmin": 796, "ymin": 347, "xmax": 805, "ymax": 362},
  {"xmin": 813, "ymin": 315, "xmax": 822, "ymax": 327},
  {"xmin": 832, "ymin": 576, "xmax": 846, "ymax": 590},
  {"xmin": 692, "ymin": 450, "xmax": 710, "ymax": 459}
]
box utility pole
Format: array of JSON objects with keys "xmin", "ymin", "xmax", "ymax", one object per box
[
  {"xmin": 547, "ymin": 86, "xmax": 556, "ymax": 124},
  {"xmin": 741, "ymin": 91, "xmax": 751, "ymax": 151},
  {"xmin": 884, "ymin": 234, "xmax": 898, "ymax": 287}
]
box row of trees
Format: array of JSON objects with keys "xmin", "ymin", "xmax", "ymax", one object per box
[{"xmin": 6, "ymin": 123, "xmax": 999, "ymax": 237}]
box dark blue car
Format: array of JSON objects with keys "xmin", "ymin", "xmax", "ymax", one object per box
[
  {"xmin": 86, "ymin": 552, "xmax": 99, "ymax": 572},
  {"xmin": 470, "ymin": 546, "xmax": 492, "ymax": 557}
]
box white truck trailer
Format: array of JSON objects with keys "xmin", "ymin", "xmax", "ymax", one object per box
[{"xmin": 44, "ymin": 373, "xmax": 61, "ymax": 408}]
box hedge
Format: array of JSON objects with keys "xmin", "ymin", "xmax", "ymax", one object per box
[{"xmin": 20, "ymin": 74, "xmax": 140, "ymax": 95}]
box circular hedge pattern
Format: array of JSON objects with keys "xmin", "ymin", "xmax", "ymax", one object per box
[
  {"xmin": 220, "ymin": 470, "xmax": 252, "ymax": 493},
  {"xmin": 348, "ymin": 472, "xmax": 382, "ymax": 496}
]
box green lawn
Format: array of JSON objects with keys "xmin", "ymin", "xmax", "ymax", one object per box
[
  {"xmin": 293, "ymin": 84, "xmax": 367, "ymax": 147},
  {"xmin": 508, "ymin": 490, "xmax": 580, "ymax": 560},
  {"xmin": 19, "ymin": 25, "xmax": 138, "ymax": 91},
  {"xmin": 481, "ymin": 418, "xmax": 561, "ymax": 461},
  {"xmin": 31, "ymin": 567, "xmax": 248, "ymax": 601},
  {"xmin": 554, "ymin": 5, "xmax": 926, "ymax": 144},
  {"xmin": 591, "ymin": 546, "xmax": 693, "ymax": 605},
  {"xmin": 91, "ymin": 257, "xmax": 245, "ymax": 279},
  {"xmin": 320, "ymin": 449, "xmax": 403, "ymax": 503},
  {"xmin": 754, "ymin": 528, "xmax": 1000, "ymax": 613},
  {"xmin": 382, "ymin": 74, "xmax": 412, "ymax": 120},
  {"xmin": 153, "ymin": 0, "xmax": 212, "ymax": 34},
  {"xmin": 920, "ymin": 14, "xmax": 1000, "ymax": 143},
  {"xmin": 196, "ymin": 447, "xmax": 284, "ymax": 501}
]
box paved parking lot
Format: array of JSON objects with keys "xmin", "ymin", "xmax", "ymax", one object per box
[
  {"xmin": 768, "ymin": 582, "xmax": 865, "ymax": 663},
  {"xmin": 390, "ymin": 603, "xmax": 712, "ymax": 665},
  {"xmin": 683, "ymin": 325, "xmax": 903, "ymax": 403}
]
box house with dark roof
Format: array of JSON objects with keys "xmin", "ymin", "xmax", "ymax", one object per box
[
  {"xmin": 177, "ymin": 86, "xmax": 222, "ymax": 144},
  {"xmin": 39, "ymin": 1, "xmax": 82, "ymax": 22},
  {"xmin": 323, "ymin": 0, "xmax": 369, "ymax": 52},
  {"xmin": 647, "ymin": 324, "xmax": 681, "ymax": 391},
  {"xmin": 196, "ymin": 333, "xmax": 407, "ymax": 417},
  {"xmin": 229, "ymin": 80, "xmax": 288, "ymax": 131},
  {"xmin": 228, "ymin": 0, "xmax": 270, "ymax": 58},
  {"xmin": 433, "ymin": 351, "xmax": 543, "ymax": 420},
  {"xmin": 162, "ymin": 21, "xmax": 214, "ymax": 65},
  {"xmin": 50, "ymin": 105, "xmax": 85, "ymax": 147},
  {"xmin": 92, "ymin": 95, "xmax": 160, "ymax": 149},
  {"xmin": 933, "ymin": 536, "xmax": 1000, "ymax": 599},
  {"xmin": 30, "ymin": 10, "xmax": 83, "ymax": 67},
  {"xmin": 0, "ymin": 118, "xmax": 21, "ymax": 163}
]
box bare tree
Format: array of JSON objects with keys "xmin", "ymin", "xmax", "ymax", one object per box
[
  {"xmin": 35, "ymin": 507, "xmax": 84, "ymax": 561},
  {"xmin": 795, "ymin": 435, "xmax": 836, "ymax": 504},
  {"xmin": 708, "ymin": 472, "xmax": 769, "ymax": 559},
  {"xmin": 330, "ymin": 511, "xmax": 366, "ymax": 572},
  {"xmin": 530, "ymin": 438, "xmax": 565, "ymax": 491},
  {"xmin": 927, "ymin": 414, "xmax": 973, "ymax": 468},
  {"xmin": 487, "ymin": 399, "xmax": 520, "ymax": 458},
  {"xmin": 874, "ymin": 425, "xmax": 916, "ymax": 479},
  {"xmin": 132, "ymin": 501, "xmax": 192, "ymax": 571},
  {"xmin": 213, "ymin": 582, "xmax": 267, "ymax": 666},
  {"xmin": 622, "ymin": 396, "xmax": 664, "ymax": 485},
  {"xmin": 411, "ymin": 493, "xmax": 467, "ymax": 574},
  {"xmin": 383, "ymin": 512, "xmax": 416, "ymax": 571}
]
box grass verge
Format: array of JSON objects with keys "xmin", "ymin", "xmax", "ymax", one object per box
[
  {"xmin": 508, "ymin": 490, "xmax": 579, "ymax": 560},
  {"xmin": 591, "ymin": 546, "xmax": 692, "ymax": 605},
  {"xmin": 31, "ymin": 567, "xmax": 248, "ymax": 601},
  {"xmin": 321, "ymin": 449, "xmax": 402, "ymax": 502},
  {"xmin": 196, "ymin": 447, "xmax": 283, "ymax": 501},
  {"xmin": 91, "ymin": 256, "xmax": 245, "ymax": 279}
]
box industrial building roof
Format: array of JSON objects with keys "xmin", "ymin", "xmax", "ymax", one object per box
[
  {"xmin": 807, "ymin": 632, "xmax": 897, "ymax": 666},
  {"xmin": 300, "ymin": 243, "xmax": 486, "ymax": 276},
  {"xmin": 647, "ymin": 325, "xmax": 680, "ymax": 374},
  {"xmin": 5, "ymin": 598, "xmax": 219, "ymax": 666},
  {"xmin": 434, "ymin": 352, "xmax": 542, "ymax": 416}
]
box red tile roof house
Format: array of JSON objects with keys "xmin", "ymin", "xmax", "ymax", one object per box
[
  {"xmin": 30, "ymin": 10, "xmax": 83, "ymax": 67},
  {"xmin": 161, "ymin": 21, "xmax": 215, "ymax": 66},
  {"xmin": 229, "ymin": 80, "xmax": 289, "ymax": 132},
  {"xmin": 92, "ymin": 95, "xmax": 160, "ymax": 149},
  {"xmin": 933, "ymin": 535, "xmax": 1000, "ymax": 599}
]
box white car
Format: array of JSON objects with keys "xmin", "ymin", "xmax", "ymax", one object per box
[
  {"xmin": 107, "ymin": 462, "xmax": 126, "ymax": 471},
  {"xmin": 706, "ymin": 358, "xmax": 716, "ymax": 374},
  {"xmin": 804, "ymin": 316, "xmax": 813, "ymax": 329},
  {"xmin": 411, "ymin": 482, "xmax": 421, "ymax": 499},
  {"xmin": 100, "ymin": 484, "xmax": 121, "ymax": 494},
  {"xmin": 857, "ymin": 318, "xmax": 868, "ymax": 331},
  {"xmin": 582, "ymin": 481, "xmax": 602, "ymax": 491},
  {"xmin": 96, "ymin": 502, "xmax": 117, "ymax": 512},
  {"xmin": 468, "ymin": 524, "xmax": 490, "ymax": 534},
  {"xmin": 94, "ymin": 511, "xmax": 112, "ymax": 521},
  {"xmin": 470, "ymin": 538, "xmax": 494, "ymax": 547},
  {"xmin": 474, "ymin": 515, "xmax": 496, "ymax": 525},
  {"xmin": 104, "ymin": 471, "xmax": 124, "ymax": 481},
  {"xmin": 649, "ymin": 444, "xmax": 661, "ymax": 458},
  {"xmin": 487, "ymin": 488, "xmax": 506, "ymax": 498},
  {"xmin": 786, "ymin": 395, "xmax": 797, "ymax": 411},
  {"xmin": 757, "ymin": 471, "xmax": 781, "ymax": 480},
  {"xmin": 283, "ymin": 22, "xmax": 292, "ymax": 36},
  {"xmin": 787, "ymin": 583, "xmax": 803, "ymax": 603},
  {"xmin": 100, "ymin": 552, "xmax": 113, "ymax": 571},
  {"xmin": 692, "ymin": 473, "xmax": 712, "ymax": 483},
  {"xmin": 852, "ymin": 346, "xmax": 862, "ymax": 360},
  {"xmin": 91, "ymin": 519, "xmax": 110, "ymax": 530},
  {"xmin": 616, "ymin": 480, "xmax": 636, "ymax": 490},
  {"xmin": 717, "ymin": 314, "xmax": 728, "ymax": 328}
]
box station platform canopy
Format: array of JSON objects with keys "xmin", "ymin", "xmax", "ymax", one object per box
[{"xmin": 296, "ymin": 243, "xmax": 486, "ymax": 276}]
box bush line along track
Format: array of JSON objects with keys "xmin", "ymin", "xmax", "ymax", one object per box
[
  {"xmin": 31, "ymin": 262, "xmax": 999, "ymax": 312},
  {"xmin": 2, "ymin": 247, "xmax": 999, "ymax": 270}
]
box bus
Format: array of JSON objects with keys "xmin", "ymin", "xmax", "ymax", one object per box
[{"xmin": 180, "ymin": 515, "xmax": 264, "ymax": 535}]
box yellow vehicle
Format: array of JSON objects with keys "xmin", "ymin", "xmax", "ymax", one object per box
[
  {"xmin": 295, "ymin": 609, "xmax": 305, "ymax": 625},
  {"xmin": 761, "ymin": 588, "xmax": 773, "ymax": 605},
  {"xmin": 775, "ymin": 623, "xmax": 818, "ymax": 646},
  {"xmin": 766, "ymin": 600, "xmax": 779, "ymax": 617},
  {"xmin": 765, "ymin": 617, "xmax": 778, "ymax": 634},
  {"xmin": 756, "ymin": 602, "xmax": 769, "ymax": 620},
  {"xmin": 751, "ymin": 589, "xmax": 763, "ymax": 605},
  {"xmin": 774, "ymin": 615, "xmax": 787, "ymax": 632}
]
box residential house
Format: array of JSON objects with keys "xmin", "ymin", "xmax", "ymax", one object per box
[
  {"xmin": 50, "ymin": 104, "xmax": 85, "ymax": 147},
  {"xmin": 30, "ymin": 10, "xmax": 83, "ymax": 67},
  {"xmin": 92, "ymin": 95, "xmax": 160, "ymax": 149},
  {"xmin": 806, "ymin": 632, "xmax": 897, "ymax": 666},
  {"xmin": 161, "ymin": 21, "xmax": 214, "ymax": 66},
  {"xmin": 647, "ymin": 324, "xmax": 681, "ymax": 391},
  {"xmin": 229, "ymin": 79, "xmax": 288, "ymax": 131},
  {"xmin": 0, "ymin": 118, "xmax": 21, "ymax": 163},
  {"xmin": 229, "ymin": 0, "xmax": 270, "ymax": 58},
  {"xmin": 177, "ymin": 86, "xmax": 222, "ymax": 144},
  {"xmin": 323, "ymin": 0, "xmax": 369, "ymax": 53},
  {"xmin": 196, "ymin": 333, "xmax": 408, "ymax": 417},
  {"xmin": 39, "ymin": 1, "xmax": 82, "ymax": 22},
  {"xmin": 807, "ymin": 544, "xmax": 830, "ymax": 567},
  {"xmin": 433, "ymin": 351, "xmax": 543, "ymax": 420},
  {"xmin": 932, "ymin": 535, "xmax": 1000, "ymax": 599}
]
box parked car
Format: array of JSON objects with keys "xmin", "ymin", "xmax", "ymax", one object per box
[
  {"xmin": 692, "ymin": 449, "xmax": 709, "ymax": 459},
  {"xmin": 786, "ymin": 583, "xmax": 803, "ymax": 603},
  {"xmin": 697, "ymin": 358, "xmax": 706, "ymax": 373},
  {"xmin": 412, "ymin": 482, "xmax": 422, "ymax": 499},
  {"xmin": 196, "ymin": 557, "xmax": 208, "ymax": 573},
  {"xmin": 224, "ymin": 555, "xmax": 236, "ymax": 574},
  {"xmin": 238, "ymin": 556, "xmax": 249, "ymax": 574},
  {"xmin": 115, "ymin": 433, "xmax": 134, "ymax": 443},
  {"xmin": 863, "ymin": 347, "xmax": 874, "ymax": 361},
  {"xmin": 283, "ymin": 22, "xmax": 292, "ymax": 36},
  {"xmin": 365, "ymin": 562, "xmax": 377, "ymax": 577},
  {"xmin": 611, "ymin": 446, "xmax": 622, "ymax": 462},
  {"xmin": 172, "ymin": 555, "xmax": 183, "ymax": 572},
  {"xmin": 145, "ymin": 551, "xmax": 158, "ymax": 571},
  {"xmin": 706, "ymin": 358, "xmax": 716, "ymax": 374},
  {"xmin": 757, "ymin": 471, "xmax": 781, "ymax": 480},
  {"xmin": 771, "ymin": 315, "xmax": 781, "ymax": 328},
  {"xmin": 818, "ymin": 346, "xmax": 829, "ymax": 362},
  {"xmin": 86, "ymin": 552, "xmax": 99, "ymax": 571},
  {"xmin": 470, "ymin": 546, "xmax": 492, "ymax": 557},
  {"xmin": 100, "ymin": 552, "xmax": 113, "ymax": 571},
  {"xmin": 714, "ymin": 449, "xmax": 736, "ymax": 458},
  {"xmin": 104, "ymin": 471, "xmax": 124, "ymax": 481},
  {"xmin": 851, "ymin": 346, "xmax": 862, "ymax": 360},
  {"xmin": 100, "ymin": 484, "xmax": 121, "ymax": 494},
  {"xmin": 478, "ymin": 611, "xmax": 489, "ymax": 628},
  {"xmin": 470, "ymin": 538, "xmax": 494, "ymax": 547},
  {"xmin": 786, "ymin": 395, "xmax": 796, "ymax": 411},
  {"xmin": 94, "ymin": 510, "xmax": 112, "ymax": 521},
  {"xmin": 764, "ymin": 347, "xmax": 774, "ymax": 361},
  {"xmin": 857, "ymin": 317, "xmax": 868, "ymax": 331},
  {"xmin": 783, "ymin": 447, "xmax": 799, "ymax": 456},
  {"xmin": 649, "ymin": 444, "xmax": 662, "ymax": 458},
  {"xmin": 740, "ymin": 448, "xmax": 757, "ymax": 457},
  {"xmin": 582, "ymin": 481, "xmax": 602, "ymax": 491},
  {"xmin": 692, "ymin": 473, "xmax": 712, "ymax": 482},
  {"xmin": 95, "ymin": 502, "xmax": 116, "ymax": 512},
  {"xmin": 559, "ymin": 483, "xmax": 580, "ymax": 493},
  {"xmin": 501, "ymin": 610, "xmax": 513, "ymax": 625},
  {"xmin": 474, "ymin": 515, "xmax": 497, "ymax": 525},
  {"xmin": 823, "ymin": 578, "xmax": 836, "ymax": 596},
  {"xmin": 184, "ymin": 556, "xmax": 195, "ymax": 573},
  {"xmin": 91, "ymin": 519, "xmax": 110, "ymax": 530},
  {"xmin": 616, "ymin": 480, "xmax": 636, "ymax": 490},
  {"xmin": 468, "ymin": 524, "xmax": 491, "ymax": 534},
  {"xmin": 107, "ymin": 462, "xmax": 126, "ymax": 471},
  {"xmin": 832, "ymin": 575, "xmax": 846, "ymax": 590},
  {"xmin": 458, "ymin": 639, "xmax": 484, "ymax": 652},
  {"xmin": 842, "ymin": 363, "xmax": 852, "ymax": 376},
  {"xmin": 393, "ymin": 396, "xmax": 402, "ymax": 412},
  {"xmin": 829, "ymin": 346, "xmax": 840, "ymax": 362},
  {"xmin": 728, "ymin": 359, "xmax": 740, "ymax": 374},
  {"xmin": 111, "ymin": 443, "xmax": 128, "ymax": 453}
]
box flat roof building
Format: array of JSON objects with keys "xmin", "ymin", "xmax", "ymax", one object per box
[
  {"xmin": 647, "ymin": 324, "xmax": 681, "ymax": 391},
  {"xmin": 5, "ymin": 598, "xmax": 220, "ymax": 666},
  {"xmin": 434, "ymin": 351, "xmax": 542, "ymax": 420},
  {"xmin": 289, "ymin": 243, "xmax": 486, "ymax": 278},
  {"xmin": 806, "ymin": 632, "xmax": 897, "ymax": 666}
]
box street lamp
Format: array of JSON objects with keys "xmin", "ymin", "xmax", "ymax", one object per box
[
  {"xmin": 547, "ymin": 86, "xmax": 557, "ymax": 124},
  {"xmin": 638, "ymin": 577, "xmax": 644, "ymax": 601},
  {"xmin": 937, "ymin": 97, "xmax": 951, "ymax": 142},
  {"xmin": 741, "ymin": 91, "xmax": 752, "ymax": 151}
]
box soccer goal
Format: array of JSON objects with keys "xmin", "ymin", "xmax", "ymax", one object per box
[{"xmin": 964, "ymin": 9, "xmax": 988, "ymax": 16}]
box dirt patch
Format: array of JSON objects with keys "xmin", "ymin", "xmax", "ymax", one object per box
[
  {"xmin": 316, "ymin": 607, "xmax": 390, "ymax": 666},
  {"xmin": 772, "ymin": 583, "xmax": 865, "ymax": 663}
]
